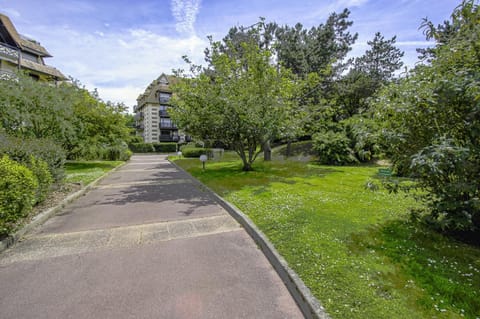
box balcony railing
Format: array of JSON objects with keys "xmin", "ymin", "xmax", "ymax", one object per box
[
  {"xmin": 159, "ymin": 135, "xmax": 179, "ymax": 142},
  {"xmin": 0, "ymin": 69, "xmax": 16, "ymax": 80},
  {"xmin": 159, "ymin": 122, "xmax": 177, "ymax": 129},
  {"xmin": 0, "ymin": 43, "xmax": 20, "ymax": 62}
]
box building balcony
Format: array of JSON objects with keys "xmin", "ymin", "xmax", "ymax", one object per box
[
  {"xmin": 159, "ymin": 135, "xmax": 179, "ymax": 142},
  {"xmin": 159, "ymin": 122, "xmax": 177, "ymax": 129},
  {"xmin": 159, "ymin": 110, "xmax": 169, "ymax": 117},
  {"xmin": 0, "ymin": 43, "xmax": 19, "ymax": 62},
  {"xmin": 0, "ymin": 69, "xmax": 16, "ymax": 80}
]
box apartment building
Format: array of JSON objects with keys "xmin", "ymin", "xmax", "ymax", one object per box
[
  {"xmin": 135, "ymin": 74, "xmax": 180, "ymax": 143},
  {"xmin": 0, "ymin": 14, "xmax": 66, "ymax": 82}
]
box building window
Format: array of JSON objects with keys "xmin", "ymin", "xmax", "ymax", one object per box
[
  {"xmin": 21, "ymin": 52, "xmax": 39, "ymax": 63},
  {"xmin": 160, "ymin": 118, "xmax": 172, "ymax": 128},
  {"xmin": 159, "ymin": 92, "xmax": 171, "ymax": 104},
  {"xmin": 159, "ymin": 104, "xmax": 169, "ymax": 116}
]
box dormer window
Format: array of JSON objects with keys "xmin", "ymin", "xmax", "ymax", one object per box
[{"xmin": 159, "ymin": 76, "xmax": 169, "ymax": 85}]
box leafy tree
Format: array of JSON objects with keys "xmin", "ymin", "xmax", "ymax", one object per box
[
  {"xmin": 0, "ymin": 73, "xmax": 75, "ymax": 141},
  {"xmin": 374, "ymin": 0, "xmax": 480, "ymax": 231},
  {"xmin": 171, "ymin": 39, "xmax": 295, "ymax": 171},
  {"xmin": 275, "ymin": 9, "xmax": 357, "ymax": 78},
  {"xmin": 335, "ymin": 32, "xmax": 404, "ymax": 118},
  {"xmin": 0, "ymin": 74, "xmax": 132, "ymax": 161},
  {"xmin": 355, "ymin": 32, "xmax": 404, "ymax": 84}
]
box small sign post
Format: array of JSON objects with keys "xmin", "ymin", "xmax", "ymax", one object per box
[{"xmin": 199, "ymin": 154, "xmax": 207, "ymax": 170}]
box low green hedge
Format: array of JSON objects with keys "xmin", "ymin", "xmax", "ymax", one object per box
[
  {"xmin": 26, "ymin": 156, "xmax": 53, "ymax": 204},
  {"xmin": 129, "ymin": 142, "xmax": 177, "ymax": 153},
  {"xmin": 181, "ymin": 147, "xmax": 212, "ymax": 158},
  {"xmin": 129, "ymin": 142, "xmax": 155, "ymax": 153},
  {"xmin": 0, "ymin": 155, "xmax": 38, "ymax": 236},
  {"xmin": 0, "ymin": 132, "xmax": 65, "ymax": 182},
  {"xmin": 153, "ymin": 142, "xmax": 177, "ymax": 153}
]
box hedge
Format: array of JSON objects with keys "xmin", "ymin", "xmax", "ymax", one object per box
[
  {"xmin": 0, "ymin": 155, "xmax": 37, "ymax": 236},
  {"xmin": 152, "ymin": 142, "xmax": 177, "ymax": 153},
  {"xmin": 129, "ymin": 142, "xmax": 155, "ymax": 153},
  {"xmin": 181, "ymin": 147, "xmax": 212, "ymax": 158},
  {"xmin": 26, "ymin": 156, "xmax": 53, "ymax": 204},
  {"xmin": 129, "ymin": 142, "xmax": 177, "ymax": 153},
  {"xmin": 0, "ymin": 132, "xmax": 65, "ymax": 182}
]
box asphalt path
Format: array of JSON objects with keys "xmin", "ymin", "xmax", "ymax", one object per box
[{"xmin": 0, "ymin": 154, "xmax": 303, "ymax": 319}]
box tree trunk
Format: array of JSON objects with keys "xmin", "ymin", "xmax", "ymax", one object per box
[
  {"xmin": 242, "ymin": 162, "xmax": 253, "ymax": 171},
  {"xmin": 263, "ymin": 140, "xmax": 271, "ymax": 161},
  {"xmin": 286, "ymin": 140, "xmax": 292, "ymax": 157}
]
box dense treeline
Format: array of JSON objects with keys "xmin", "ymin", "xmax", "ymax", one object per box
[
  {"xmin": 0, "ymin": 74, "xmax": 132, "ymax": 236},
  {"xmin": 374, "ymin": 1, "xmax": 480, "ymax": 232},
  {"xmin": 172, "ymin": 1, "xmax": 479, "ymax": 234},
  {"xmin": 172, "ymin": 8, "xmax": 404, "ymax": 168}
]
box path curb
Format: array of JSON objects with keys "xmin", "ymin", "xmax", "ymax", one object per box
[
  {"xmin": 0, "ymin": 162, "xmax": 127, "ymax": 254},
  {"xmin": 170, "ymin": 159, "xmax": 330, "ymax": 319}
]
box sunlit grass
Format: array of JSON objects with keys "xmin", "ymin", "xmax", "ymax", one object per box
[
  {"xmin": 174, "ymin": 155, "xmax": 480, "ymax": 319},
  {"xmin": 65, "ymin": 161, "xmax": 123, "ymax": 185}
]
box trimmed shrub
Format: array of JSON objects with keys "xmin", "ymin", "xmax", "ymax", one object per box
[
  {"xmin": 26, "ymin": 156, "xmax": 53, "ymax": 204},
  {"xmin": 0, "ymin": 155, "xmax": 38, "ymax": 236},
  {"xmin": 0, "ymin": 132, "xmax": 65, "ymax": 182},
  {"xmin": 129, "ymin": 142, "xmax": 155, "ymax": 153},
  {"xmin": 152, "ymin": 142, "xmax": 177, "ymax": 153},
  {"xmin": 181, "ymin": 147, "xmax": 212, "ymax": 158},
  {"xmin": 312, "ymin": 130, "xmax": 357, "ymax": 165},
  {"xmin": 103, "ymin": 143, "xmax": 132, "ymax": 161}
]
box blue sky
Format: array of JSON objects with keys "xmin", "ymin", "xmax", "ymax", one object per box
[{"xmin": 1, "ymin": 0, "xmax": 460, "ymax": 110}]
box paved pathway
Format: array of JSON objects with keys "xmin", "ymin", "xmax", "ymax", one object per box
[{"xmin": 0, "ymin": 154, "xmax": 303, "ymax": 319}]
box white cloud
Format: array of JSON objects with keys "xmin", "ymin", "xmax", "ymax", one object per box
[
  {"xmin": 39, "ymin": 26, "xmax": 208, "ymax": 111},
  {"xmin": 170, "ymin": 0, "xmax": 201, "ymax": 34}
]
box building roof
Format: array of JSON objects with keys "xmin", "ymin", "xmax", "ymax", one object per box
[
  {"xmin": 20, "ymin": 59, "xmax": 66, "ymax": 80},
  {"xmin": 0, "ymin": 14, "xmax": 51, "ymax": 57},
  {"xmin": 0, "ymin": 13, "xmax": 66, "ymax": 80},
  {"xmin": 137, "ymin": 73, "xmax": 177, "ymax": 107}
]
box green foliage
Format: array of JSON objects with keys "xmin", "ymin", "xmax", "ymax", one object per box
[
  {"xmin": 171, "ymin": 37, "xmax": 296, "ymax": 171},
  {"xmin": 181, "ymin": 147, "xmax": 211, "ymax": 158},
  {"xmin": 354, "ymin": 32, "xmax": 404, "ymax": 84},
  {"xmin": 410, "ymin": 138, "xmax": 479, "ymax": 231},
  {"xmin": 152, "ymin": 142, "xmax": 177, "ymax": 153},
  {"xmin": 0, "ymin": 73, "xmax": 75, "ymax": 141},
  {"xmin": 0, "ymin": 132, "xmax": 66, "ymax": 182},
  {"xmin": 26, "ymin": 156, "xmax": 53, "ymax": 204},
  {"xmin": 0, "ymin": 74, "xmax": 132, "ymax": 162},
  {"xmin": 343, "ymin": 115, "xmax": 381, "ymax": 162},
  {"xmin": 373, "ymin": 1, "xmax": 480, "ymax": 231},
  {"xmin": 274, "ymin": 9, "xmax": 357, "ymax": 77},
  {"xmin": 312, "ymin": 130, "xmax": 357, "ymax": 165},
  {"xmin": 274, "ymin": 140, "xmax": 315, "ymax": 157},
  {"xmin": 103, "ymin": 143, "xmax": 132, "ymax": 161},
  {"xmin": 128, "ymin": 142, "xmax": 177, "ymax": 154},
  {"xmin": 129, "ymin": 142, "xmax": 155, "ymax": 153},
  {"xmin": 0, "ymin": 155, "xmax": 37, "ymax": 236}
]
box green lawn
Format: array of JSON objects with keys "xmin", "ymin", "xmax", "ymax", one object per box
[
  {"xmin": 174, "ymin": 156, "xmax": 480, "ymax": 319},
  {"xmin": 65, "ymin": 160, "xmax": 124, "ymax": 185}
]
